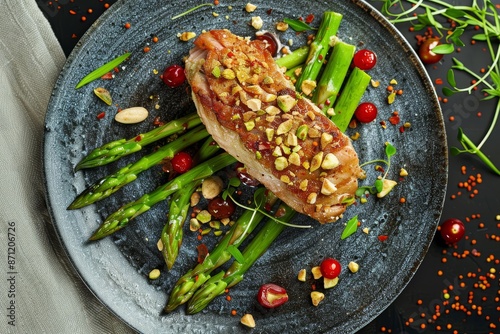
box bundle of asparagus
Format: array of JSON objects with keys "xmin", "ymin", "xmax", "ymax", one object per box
[{"xmin": 69, "ymin": 10, "xmax": 371, "ymax": 314}]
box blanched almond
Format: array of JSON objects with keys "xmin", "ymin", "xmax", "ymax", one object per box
[{"xmin": 115, "ymin": 107, "xmax": 148, "ymax": 124}]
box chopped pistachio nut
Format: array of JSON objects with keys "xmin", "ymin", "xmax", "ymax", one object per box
[
  {"xmin": 301, "ymin": 79, "xmax": 317, "ymax": 96},
  {"xmin": 296, "ymin": 124, "xmax": 309, "ymax": 140},
  {"xmin": 272, "ymin": 146, "xmax": 282, "ymax": 157},
  {"xmin": 178, "ymin": 31, "xmax": 196, "ymax": 41},
  {"xmin": 265, "ymin": 105, "xmax": 281, "ymax": 116},
  {"xmin": 288, "ymin": 152, "xmax": 301, "ymax": 166},
  {"xmin": 377, "ymin": 179, "xmax": 398, "ymax": 198},
  {"xmin": 280, "ymin": 175, "xmax": 291, "ymax": 183},
  {"xmin": 311, "ymin": 266, "xmax": 322, "ymax": 279},
  {"xmin": 222, "ymin": 68, "xmax": 236, "ymax": 80},
  {"xmin": 212, "ymin": 66, "xmax": 221, "ymax": 78},
  {"xmin": 388, "ymin": 91, "xmax": 396, "ymax": 104},
  {"xmin": 277, "ymin": 119, "xmax": 294, "ymax": 135},
  {"xmin": 326, "ymin": 107, "xmax": 335, "ymax": 117},
  {"xmin": 286, "ymin": 132, "xmax": 298, "ymax": 146},
  {"xmin": 149, "ymin": 268, "xmax": 161, "ymax": 280},
  {"xmin": 299, "ymin": 179, "xmax": 308, "ymax": 191},
  {"xmin": 251, "ymin": 16, "xmax": 263, "ymax": 30},
  {"xmin": 310, "ymin": 152, "xmax": 324, "ymax": 172},
  {"xmin": 245, "ymin": 3, "xmax": 257, "ymax": 12},
  {"xmin": 196, "ymin": 210, "xmax": 212, "ymax": 223},
  {"xmin": 263, "ymin": 93, "xmax": 277, "ymax": 102},
  {"xmin": 209, "ymin": 221, "xmax": 221, "ymax": 229},
  {"xmin": 255, "ymin": 151, "xmax": 262, "ymax": 159},
  {"xmin": 371, "ymin": 79, "xmax": 380, "ymax": 88},
  {"xmin": 246, "ymin": 98, "xmax": 262, "ymax": 111},
  {"xmin": 348, "ymin": 261, "xmax": 360, "ymax": 273},
  {"xmin": 277, "ymin": 95, "xmax": 297, "ymax": 112},
  {"xmin": 311, "ymin": 291, "xmax": 325, "ymax": 306},
  {"xmin": 244, "ymin": 120, "xmax": 255, "ymax": 131},
  {"xmin": 320, "ymin": 133, "xmax": 333, "ymax": 149},
  {"xmin": 307, "ymin": 192, "xmax": 317, "ymax": 204},
  {"xmin": 265, "ymin": 128, "xmax": 275, "ymax": 141},
  {"xmin": 321, "ymin": 153, "xmax": 340, "ymax": 170},
  {"xmin": 263, "ymin": 75, "xmax": 274, "ymax": 84},
  {"xmin": 321, "ymin": 178, "xmax": 337, "ymax": 196},
  {"xmin": 362, "ymin": 227, "xmax": 370, "ymax": 234},
  {"xmin": 298, "ymin": 269, "xmax": 307, "ymax": 281},
  {"xmin": 275, "ymin": 156, "xmax": 288, "ymax": 171},
  {"xmin": 189, "ymin": 218, "xmax": 201, "ymax": 231},
  {"xmin": 240, "ymin": 313, "xmax": 256, "ymax": 328},
  {"xmin": 399, "ymin": 168, "xmax": 408, "ymax": 177},
  {"xmin": 324, "ymin": 276, "xmax": 339, "ymax": 289},
  {"xmin": 390, "ymin": 78, "xmax": 398, "ymax": 85},
  {"xmin": 276, "ymin": 21, "xmax": 289, "ymax": 31}
]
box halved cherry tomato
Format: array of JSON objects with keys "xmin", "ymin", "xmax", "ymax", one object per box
[
  {"xmin": 439, "ymin": 218, "xmax": 465, "ymax": 244},
  {"xmin": 418, "ymin": 38, "xmax": 443, "ymax": 64},
  {"xmin": 171, "ymin": 152, "xmax": 193, "ymax": 173},
  {"xmin": 320, "ymin": 257, "xmax": 341, "ymax": 279},
  {"xmin": 255, "ymin": 32, "xmax": 279, "ymax": 57},
  {"xmin": 257, "ymin": 283, "xmax": 289, "ymax": 308}
]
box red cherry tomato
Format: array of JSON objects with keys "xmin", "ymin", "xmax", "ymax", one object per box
[
  {"xmin": 354, "ymin": 102, "xmax": 378, "ymax": 123},
  {"xmin": 162, "ymin": 64, "xmax": 186, "ymax": 88},
  {"xmin": 439, "ymin": 218, "xmax": 465, "ymax": 244},
  {"xmin": 257, "ymin": 283, "xmax": 289, "ymax": 308},
  {"xmin": 171, "ymin": 152, "xmax": 193, "ymax": 173},
  {"xmin": 418, "ymin": 38, "xmax": 443, "ymax": 65},
  {"xmin": 320, "ymin": 257, "xmax": 341, "ymax": 279},
  {"xmin": 255, "ymin": 33, "xmax": 279, "ymax": 57},
  {"xmin": 353, "ymin": 49, "xmax": 377, "ymax": 70},
  {"xmin": 207, "ymin": 196, "xmax": 236, "ymax": 219}
]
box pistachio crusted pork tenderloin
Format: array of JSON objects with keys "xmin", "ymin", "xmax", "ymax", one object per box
[{"xmin": 185, "ymin": 30, "xmax": 364, "ymax": 223}]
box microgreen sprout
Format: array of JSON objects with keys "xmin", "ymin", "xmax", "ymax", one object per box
[
  {"xmin": 341, "ymin": 215, "xmax": 359, "ymax": 240},
  {"xmin": 171, "ymin": 3, "xmax": 213, "ymax": 20},
  {"xmin": 223, "ymin": 178, "xmax": 312, "ymax": 228},
  {"xmin": 283, "ymin": 18, "xmax": 317, "ymax": 32},
  {"xmin": 378, "ymin": 0, "xmax": 500, "ymax": 175},
  {"xmin": 356, "ymin": 143, "xmax": 397, "ymax": 196}
]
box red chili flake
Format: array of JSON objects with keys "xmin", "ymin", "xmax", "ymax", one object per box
[
  {"xmin": 197, "ymin": 244, "xmax": 209, "ymax": 263},
  {"xmin": 96, "ymin": 112, "xmax": 105, "ymax": 120},
  {"xmin": 69, "ymin": 9, "xmax": 77, "ymax": 15},
  {"xmin": 378, "ymin": 235, "xmax": 388, "ymax": 242},
  {"xmin": 305, "ymin": 14, "xmax": 315, "ymax": 24},
  {"xmin": 399, "ymin": 126, "xmax": 405, "ymax": 133},
  {"xmin": 100, "ymin": 72, "xmax": 113, "ymax": 80},
  {"xmin": 389, "ymin": 114, "xmax": 400, "ymax": 125},
  {"xmin": 227, "ymin": 51, "xmax": 235, "ymax": 58},
  {"xmin": 134, "ymin": 135, "xmax": 142, "ymax": 142}
]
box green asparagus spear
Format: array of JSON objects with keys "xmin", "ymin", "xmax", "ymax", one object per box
[
  {"xmin": 330, "ymin": 67, "xmax": 371, "ymax": 132},
  {"xmin": 89, "ymin": 153, "xmax": 236, "ymax": 240},
  {"xmin": 275, "ymin": 45, "xmax": 309, "ymax": 69},
  {"xmin": 295, "ymin": 11, "xmax": 343, "ymax": 94},
  {"xmin": 75, "ymin": 112, "xmax": 201, "ymax": 170},
  {"xmin": 164, "ymin": 190, "xmax": 279, "ymax": 312},
  {"xmin": 312, "ymin": 40, "xmax": 356, "ymax": 106},
  {"xmin": 161, "ymin": 179, "xmax": 202, "ymax": 270},
  {"xmin": 68, "ymin": 125, "xmax": 210, "ymax": 209},
  {"xmin": 187, "ymin": 203, "xmax": 296, "ymax": 314},
  {"xmin": 160, "ymin": 136, "xmax": 222, "ymax": 269}
]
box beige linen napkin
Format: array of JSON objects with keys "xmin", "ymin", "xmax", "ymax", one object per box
[{"xmin": 0, "ymin": 1, "xmax": 134, "ymax": 333}]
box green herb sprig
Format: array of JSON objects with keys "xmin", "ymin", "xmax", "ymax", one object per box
[
  {"xmin": 75, "ymin": 52, "xmax": 130, "ymax": 89},
  {"xmin": 223, "ymin": 178, "xmax": 312, "ymax": 229},
  {"xmin": 357, "ymin": 143, "xmax": 397, "ymax": 196},
  {"xmin": 283, "ymin": 18, "xmax": 316, "ymax": 32},
  {"xmin": 378, "ymin": 0, "xmax": 500, "ymax": 175}
]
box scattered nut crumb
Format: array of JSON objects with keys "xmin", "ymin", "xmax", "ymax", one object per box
[
  {"xmin": 298, "ymin": 269, "xmax": 307, "ymax": 282},
  {"xmin": 251, "ymin": 16, "xmax": 263, "ymax": 30},
  {"xmin": 240, "ymin": 313, "xmax": 256, "ymax": 328},
  {"xmin": 148, "ymin": 268, "xmax": 161, "ymax": 280},
  {"xmin": 311, "ymin": 266, "xmax": 322, "ymax": 279},
  {"xmin": 348, "ymin": 261, "xmax": 359, "ymax": 273},
  {"xmin": 178, "ymin": 31, "xmax": 196, "ymax": 41},
  {"xmin": 311, "ymin": 291, "xmax": 325, "ymax": 306}
]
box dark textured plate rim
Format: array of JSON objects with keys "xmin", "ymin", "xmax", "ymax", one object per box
[{"xmin": 43, "ymin": 0, "xmax": 448, "ymax": 333}]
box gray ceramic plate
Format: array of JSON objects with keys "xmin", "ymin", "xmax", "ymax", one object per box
[{"xmin": 43, "ymin": 0, "xmax": 447, "ymax": 333}]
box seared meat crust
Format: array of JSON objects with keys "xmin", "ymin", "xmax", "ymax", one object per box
[{"xmin": 185, "ymin": 30, "xmax": 363, "ymax": 223}]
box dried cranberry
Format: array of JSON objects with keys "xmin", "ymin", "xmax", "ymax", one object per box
[
  {"xmin": 207, "ymin": 196, "xmax": 235, "ymax": 219},
  {"xmin": 162, "ymin": 64, "xmax": 186, "ymax": 88}
]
